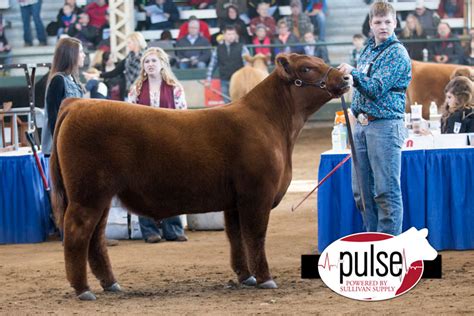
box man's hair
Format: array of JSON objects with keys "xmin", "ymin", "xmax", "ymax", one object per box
[
  {"xmin": 353, "ymin": 33, "xmax": 364, "ymax": 40},
  {"xmin": 369, "ymin": 1, "xmax": 396, "ymax": 21},
  {"xmin": 223, "ymin": 25, "xmax": 237, "ymax": 33}
]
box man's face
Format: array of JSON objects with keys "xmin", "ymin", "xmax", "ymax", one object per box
[
  {"xmin": 438, "ymin": 23, "xmax": 450, "ymax": 37},
  {"xmin": 304, "ymin": 32, "xmax": 315, "ymax": 44},
  {"xmin": 353, "ymin": 38, "xmax": 364, "ymax": 50},
  {"xmin": 290, "ymin": 5, "xmax": 300, "ymax": 15},
  {"xmin": 257, "ymin": 3, "xmax": 269, "ymax": 17},
  {"xmin": 188, "ymin": 22, "xmax": 200, "ymax": 36},
  {"xmin": 369, "ymin": 14, "xmax": 396, "ymax": 44},
  {"xmin": 224, "ymin": 30, "xmax": 237, "ymax": 43}
]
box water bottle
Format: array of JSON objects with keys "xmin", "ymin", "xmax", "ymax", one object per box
[
  {"xmin": 429, "ymin": 101, "xmax": 438, "ymax": 118},
  {"xmin": 332, "ymin": 124, "xmax": 347, "ymax": 151},
  {"xmin": 422, "ymin": 48, "xmax": 428, "ymax": 62}
]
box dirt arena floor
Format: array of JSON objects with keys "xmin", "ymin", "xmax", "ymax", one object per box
[{"xmin": 1, "ymin": 125, "xmax": 473, "ymax": 315}]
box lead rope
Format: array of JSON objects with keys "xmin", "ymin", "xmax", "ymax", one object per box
[{"xmin": 291, "ymin": 96, "xmax": 367, "ymax": 213}]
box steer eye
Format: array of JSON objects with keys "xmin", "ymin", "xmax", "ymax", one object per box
[{"xmin": 300, "ymin": 66, "xmax": 311, "ymax": 73}]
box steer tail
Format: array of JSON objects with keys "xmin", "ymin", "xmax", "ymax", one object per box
[{"xmin": 49, "ymin": 99, "xmax": 75, "ymax": 230}]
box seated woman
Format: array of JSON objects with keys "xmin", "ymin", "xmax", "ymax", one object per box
[
  {"xmin": 399, "ymin": 14, "xmax": 427, "ymax": 61},
  {"xmin": 440, "ymin": 76, "xmax": 474, "ymax": 134}
]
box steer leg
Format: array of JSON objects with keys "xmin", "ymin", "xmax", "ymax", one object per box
[
  {"xmin": 238, "ymin": 206, "xmax": 277, "ymax": 289},
  {"xmin": 224, "ymin": 210, "xmax": 255, "ymax": 286},
  {"xmin": 88, "ymin": 205, "xmax": 121, "ymax": 293},
  {"xmin": 63, "ymin": 202, "xmax": 104, "ymax": 300}
]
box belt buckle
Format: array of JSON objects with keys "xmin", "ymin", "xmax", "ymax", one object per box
[{"xmin": 357, "ymin": 113, "xmax": 369, "ymax": 126}]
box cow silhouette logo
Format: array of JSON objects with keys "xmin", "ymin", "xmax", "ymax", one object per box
[{"xmin": 318, "ymin": 227, "xmax": 438, "ymax": 301}]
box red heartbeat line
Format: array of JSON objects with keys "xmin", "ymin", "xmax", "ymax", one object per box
[
  {"xmin": 318, "ymin": 253, "xmax": 339, "ymax": 271},
  {"xmin": 318, "ymin": 248, "xmax": 424, "ymax": 274}
]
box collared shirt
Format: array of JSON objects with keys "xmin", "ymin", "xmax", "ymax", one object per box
[
  {"xmin": 351, "ymin": 34, "xmax": 412, "ymax": 120},
  {"xmin": 186, "ymin": 34, "xmax": 198, "ymax": 45}
]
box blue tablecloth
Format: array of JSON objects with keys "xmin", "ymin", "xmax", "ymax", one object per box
[
  {"xmin": 317, "ymin": 148, "xmax": 474, "ymax": 252},
  {"xmin": 0, "ymin": 152, "xmax": 52, "ymax": 244}
]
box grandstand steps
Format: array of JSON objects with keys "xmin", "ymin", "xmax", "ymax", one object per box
[
  {"xmin": 1, "ymin": 0, "xmax": 61, "ymax": 67},
  {"xmin": 325, "ymin": 0, "xmax": 368, "ymax": 65}
]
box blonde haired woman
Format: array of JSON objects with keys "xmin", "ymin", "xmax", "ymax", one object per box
[
  {"xmin": 100, "ymin": 32, "xmax": 147, "ymax": 95},
  {"xmin": 128, "ymin": 47, "xmax": 188, "ymax": 243},
  {"xmin": 128, "ymin": 47, "xmax": 187, "ymax": 109},
  {"xmin": 399, "ymin": 13, "xmax": 427, "ymax": 61}
]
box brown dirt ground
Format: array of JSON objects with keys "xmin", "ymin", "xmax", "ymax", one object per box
[{"xmin": 0, "ymin": 126, "xmax": 473, "ymax": 315}]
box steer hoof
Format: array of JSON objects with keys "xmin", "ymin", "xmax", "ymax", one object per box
[
  {"xmin": 241, "ymin": 276, "xmax": 257, "ymax": 287},
  {"xmin": 257, "ymin": 279, "xmax": 278, "ymax": 289},
  {"xmin": 77, "ymin": 290, "xmax": 97, "ymax": 301},
  {"xmin": 103, "ymin": 282, "xmax": 122, "ymax": 292}
]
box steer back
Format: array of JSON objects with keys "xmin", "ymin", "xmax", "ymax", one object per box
[{"xmin": 50, "ymin": 53, "xmax": 349, "ymax": 228}]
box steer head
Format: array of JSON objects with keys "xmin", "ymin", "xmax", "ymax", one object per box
[{"xmin": 275, "ymin": 53, "xmax": 351, "ymax": 115}]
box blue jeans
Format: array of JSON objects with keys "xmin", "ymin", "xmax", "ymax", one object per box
[
  {"xmin": 220, "ymin": 79, "xmax": 230, "ymax": 103},
  {"xmin": 351, "ymin": 119, "xmax": 407, "ymax": 235},
  {"xmin": 20, "ymin": 0, "xmax": 47, "ymax": 45},
  {"xmin": 310, "ymin": 12, "xmax": 326, "ymax": 41},
  {"xmin": 138, "ymin": 215, "xmax": 184, "ymax": 240},
  {"xmin": 179, "ymin": 61, "xmax": 207, "ymax": 69}
]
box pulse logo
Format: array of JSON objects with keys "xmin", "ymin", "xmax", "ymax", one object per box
[{"xmin": 318, "ymin": 227, "xmax": 438, "ymax": 301}]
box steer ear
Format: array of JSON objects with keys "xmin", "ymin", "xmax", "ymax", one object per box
[{"xmin": 275, "ymin": 53, "xmax": 293, "ymax": 81}]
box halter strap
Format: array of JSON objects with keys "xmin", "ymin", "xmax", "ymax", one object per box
[{"xmin": 293, "ymin": 66, "xmax": 334, "ymax": 96}]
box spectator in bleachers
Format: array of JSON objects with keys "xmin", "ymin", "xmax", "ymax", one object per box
[
  {"xmin": 272, "ymin": 19, "xmax": 301, "ymax": 59},
  {"xmin": 85, "ymin": 0, "xmax": 108, "ymax": 29},
  {"xmin": 349, "ymin": 33, "xmax": 364, "ymax": 68},
  {"xmin": 399, "ymin": 13, "xmax": 427, "ymax": 61},
  {"xmin": 18, "ymin": 0, "xmax": 48, "ymax": 46},
  {"xmin": 216, "ymin": 0, "xmax": 248, "ymax": 23},
  {"xmin": 429, "ymin": 22, "xmax": 463, "ymax": 64},
  {"xmin": 68, "ymin": 12, "xmax": 99, "ymax": 50},
  {"xmin": 206, "ymin": 26, "xmax": 250, "ymax": 102},
  {"xmin": 248, "ymin": 0, "xmax": 277, "ymax": 19},
  {"xmin": 178, "ymin": 16, "xmax": 211, "ymax": 41},
  {"xmin": 437, "ymin": 0, "xmax": 464, "ymax": 19},
  {"xmin": 0, "ymin": 21, "xmax": 12, "ymax": 68},
  {"xmin": 149, "ymin": 30, "xmax": 177, "ymax": 67},
  {"xmin": 284, "ymin": 0, "xmax": 313, "ymax": 41},
  {"xmin": 93, "ymin": 51, "xmax": 126, "ymax": 100},
  {"xmin": 304, "ymin": 0, "xmax": 327, "ymax": 41},
  {"xmin": 412, "ymin": 0, "xmax": 440, "ymax": 37},
  {"xmin": 57, "ymin": 4, "xmax": 78, "ymax": 37},
  {"xmin": 218, "ymin": 4, "xmax": 250, "ymax": 43},
  {"xmin": 145, "ymin": 0, "xmax": 180, "ymax": 30},
  {"xmin": 303, "ymin": 31, "xmax": 329, "ymax": 64},
  {"xmin": 188, "ymin": 0, "xmax": 215, "ymax": 9},
  {"xmin": 249, "ymin": 2, "xmax": 276, "ymax": 37},
  {"xmin": 176, "ymin": 19, "xmax": 212, "ymax": 69},
  {"xmin": 252, "ymin": 24, "xmax": 272, "ymax": 60},
  {"xmin": 100, "ymin": 32, "xmax": 147, "ymax": 95},
  {"xmin": 96, "ymin": 10, "xmax": 110, "ymax": 51},
  {"xmin": 461, "ymin": 30, "xmax": 474, "ymax": 66}
]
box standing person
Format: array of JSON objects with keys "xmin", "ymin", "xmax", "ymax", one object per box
[
  {"xmin": 18, "ymin": 0, "xmax": 47, "ymax": 46},
  {"xmin": 206, "ymin": 26, "xmax": 250, "ymax": 103},
  {"xmin": 41, "ymin": 37, "xmax": 85, "ymax": 157},
  {"xmin": 337, "ymin": 1, "xmax": 412, "ymax": 236},
  {"xmin": 100, "ymin": 32, "xmax": 147, "ymax": 97},
  {"xmin": 128, "ymin": 47, "xmax": 188, "ymax": 243},
  {"xmin": 440, "ymin": 76, "xmax": 474, "ymax": 134}
]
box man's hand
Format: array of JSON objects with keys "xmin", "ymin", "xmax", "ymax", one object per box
[{"xmin": 337, "ymin": 63, "xmax": 354, "ymax": 75}]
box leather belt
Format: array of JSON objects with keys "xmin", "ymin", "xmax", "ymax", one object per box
[{"xmin": 357, "ymin": 113, "xmax": 379, "ymax": 125}]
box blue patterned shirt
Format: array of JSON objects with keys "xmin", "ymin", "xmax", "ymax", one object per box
[{"xmin": 351, "ymin": 34, "xmax": 412, "ymax": 119}]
